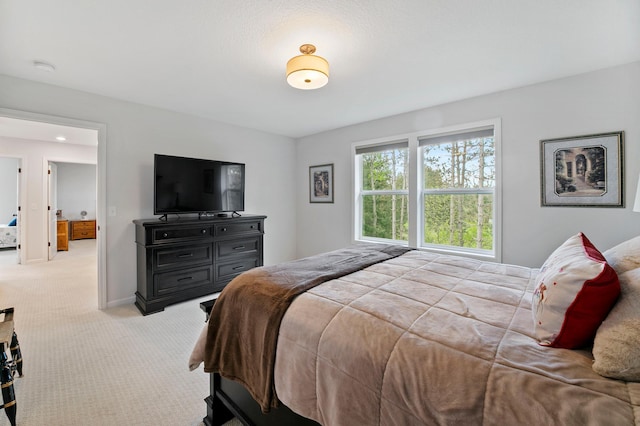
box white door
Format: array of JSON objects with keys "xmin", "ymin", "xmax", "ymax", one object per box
[{"xmin": 48, "ymin": 162, "xmax": 58, "ymax": 259}]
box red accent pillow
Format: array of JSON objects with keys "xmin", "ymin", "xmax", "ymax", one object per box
[{"xmin": 532, "ymin": 233, "xmax": 620, "ymax": 349}]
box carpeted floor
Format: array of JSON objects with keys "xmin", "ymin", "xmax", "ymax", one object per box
[{"xmin": 0, "ymin": 241, "xmax": 241, "ymax": 426}]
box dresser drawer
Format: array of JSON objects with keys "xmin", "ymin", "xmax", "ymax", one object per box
[
  {"xmin": 154, "ymin": 243, "xmax": 212, "ymax": 270},
  {"xmin": 215, "ymin": 257, "xmax": 261, "ymax": 285},
  {"xmin": 215, "ymin": 237, "xmax": 260, "ymax": 259},
  {"xmin": 152, "ymin": 226, "xmax": 213, "ymax": 244},
  {"xmin": 70, "ymin": 220, "xmax": 96, "ymax": 240},
  {"xmin": 73, "ymin": 229, "xmax": 96, "ymax": 239},
  {"xmin": 154, "ymin": 266, "xmax": 213, "ymax": 296},
  {"xmin": 214, "ymin": 220, "xmax": 262, "ymax": 237},
  {"xmin": 73, "ymin": 221, "xmax": 94, "ymax": 231}
]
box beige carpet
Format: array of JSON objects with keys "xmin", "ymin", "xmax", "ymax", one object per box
[{"xmin": 0, "ymin": 241, "xmax": 241, "ymax": 426}]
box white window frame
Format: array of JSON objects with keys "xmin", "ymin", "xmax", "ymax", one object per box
[
  {"xmin": 353, "ymin": 138, "xmax": 410, "ymax": 245},
  {"xmin": 352, "ymin": 118, "xmax": 502, "ymax": 262}
]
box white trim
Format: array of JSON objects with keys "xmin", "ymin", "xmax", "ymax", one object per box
[
  {"xmin": 493, "ymin": 118, "xmax": 503, "ymax": 263},
  {"xmin": 106, "ymin": 295, "xmax": 135, "ymax": 309},
  {"xmin": 0, "ymin": 108, "xmax": 108, "ymax": 309}
]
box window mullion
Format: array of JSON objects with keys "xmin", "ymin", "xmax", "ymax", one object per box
[
  {"xmin": 361, "ymin": 190, "xmax": 408, "ymax": 196},
  {"xmin": 408, "ymin": 135, "xmax": 419, "ymax": 248},
  {"xmin": 423, "ymin": 188, "xmax": 494, "ymax": 195}
]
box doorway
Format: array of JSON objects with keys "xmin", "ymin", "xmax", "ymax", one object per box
[
  {"xmin": 48, "ymin": 162, "xmax": 98, "ymax": 260},
  {"xmin": 0, "ymin": 156, "xmax": 21, "ymax": 265},
  {"xmin": 0, "ymin": 108, "xmax": 107, "ymax": 309}
]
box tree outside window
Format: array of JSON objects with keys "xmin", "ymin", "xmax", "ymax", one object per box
[
  {"xmin": 422, "ymin": 136, "xmax": 495, "ymax": 251},
  {"xmin": 354, "ymin": 121, "xmax": 499, "ymax": 259},
  {"xmin": 360, "ymin": 146, "xmax": 409, "ymax": 242}
]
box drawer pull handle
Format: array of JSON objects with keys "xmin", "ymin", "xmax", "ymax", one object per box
[
  {"xmin": 250, "ymin": 225, "xmax": 255, "ymax": 229},
  {"xmin": 232, "ymin": 265, "xmax": 245, "ymax": 271},
  {"xmin": 163, "ymin": 233, "xmax": 169, "ymax": 238},
  {"xmin": 221, "ymin": 227, "xmax": 227, "ymax": 232},
  {"xmin": 178, "ymin": 253, "xmax": 193, "ymax": 258},
  {"xmin": 178, "ymin": 276, "xmax": 194, "ymax": 282},
  {"xmin": 233, "ymin": 246, "xmax": 245, "ymax": 250},
  {"xmin": 201, "ymin": 229, "xmax": 207, "ymax": 234}
]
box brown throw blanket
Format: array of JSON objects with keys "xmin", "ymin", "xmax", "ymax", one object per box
[{"xmin": 203, "ymin": 243, "xmax": 412, "ymax": 412}]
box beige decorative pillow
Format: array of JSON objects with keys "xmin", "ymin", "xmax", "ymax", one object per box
[
  {"xmin": 603, "ymin": 235, "xmax": 640, "ymax": 275},
  {"xmin": 592, "ymin": 267, "xmax": 640, "ymax": 381}
]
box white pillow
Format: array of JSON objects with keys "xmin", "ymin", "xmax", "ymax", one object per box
[
  {"xmin": 592, "ymin": 267, "xmax": 640, "ymax": 381},
  {"xmin": 532, "ymin": 233, "xmax": 620, "ymax": 349},
  {"xmin": 603, "ymin": 235, "xmax": 640, "ymax": 275}
]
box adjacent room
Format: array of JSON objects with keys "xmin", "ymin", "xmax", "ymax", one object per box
[
  {"xmin": 0, "ymin": 1, "xmax": 639, "ymax": 425},
  {"xmin": 0, "ymin": 157, "xmax": 19, "ymax": 261}
]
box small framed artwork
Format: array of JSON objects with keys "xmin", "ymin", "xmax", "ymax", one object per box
[
  {"xmin": 540, "ymin": 131, "xmax": 624, "ymax": 207},
  {"xmin": 309, "ymin": 164, "xmax": 334, "ymax": 203}
]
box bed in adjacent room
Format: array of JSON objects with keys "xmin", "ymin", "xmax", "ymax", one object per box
[
  {"xmin": 190, "ymin": 234, "xmax": 640, "ymax": 426},
  {"xmin": 0, "ymin": 221, "xmax": 17, "ymax": 249}
]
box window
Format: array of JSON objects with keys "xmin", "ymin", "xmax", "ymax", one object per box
[
  {"xmin": 420, "ymin": 128, "xmax": 495, "ymax": 254},
  {"xmin": 353, "ymin": 120, "xmax": 501, "ymax": 260},
  {"xmin": 355, "ymin": 141, "xmax": 409, "ymax": 243}
]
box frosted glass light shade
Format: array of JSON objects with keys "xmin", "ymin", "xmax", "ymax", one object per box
[
  {"xmin": 633, "ymin": 173, "xmax": 640, "ymax": 212},
  {"xmin": 286, "ymin": 45, "xmax": 329, "ymax": 90}
]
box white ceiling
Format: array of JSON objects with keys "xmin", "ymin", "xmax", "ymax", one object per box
[
  {"xmin": 0, "ymin": 116, "xmax": 98, "ymax": 146},
  {"xmin": 0, "ymin": 0, "xmax": 639, "ymax": 139}
]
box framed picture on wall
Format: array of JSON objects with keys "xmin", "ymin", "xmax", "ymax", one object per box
[
  {"xmin": 540, "ymin": 131, "xmax": 624, "ymax": 207},
  {"xmin": 309, "ymin": 164, "xmax": 334, "ymax": 203}
]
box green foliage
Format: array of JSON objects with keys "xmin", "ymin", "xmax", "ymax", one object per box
[
  {"xmin": 361, "ymin": 148, "xmax": 409, "ymax": 241},
  {"xmin": 358, "ymin": 137, "xmax": 494, "ymax": 251},
  {"xmin": 362, "ymin": 195, "xmax": 408, "ymax": 241},
  {"xmin": 422, "ymin": 138, "xmax": 494, "ymax": 250},
  {"xmin": 423, "ymin": 194, "xmax": 493, "ymax": 250},
  {"xmin": 361, "ymin": 149, "xmax": 407, "ymax": 190}
]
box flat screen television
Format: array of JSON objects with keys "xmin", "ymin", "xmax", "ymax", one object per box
[{"xmin": 154, "ymin": 154, "xmax": 245, "ymax": 216}]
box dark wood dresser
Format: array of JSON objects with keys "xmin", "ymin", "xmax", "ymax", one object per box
[{"xmin": 133, "ymin": 215, "xmax": 266, "ymax": 315}]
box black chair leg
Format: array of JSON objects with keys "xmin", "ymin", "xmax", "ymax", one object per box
[
  {"xmin": 9, "ymin": 333, "xmax": 22, "ymax": 377},
  {"xmin": 0, "ymin": 345, "xmax": 16, "ymax": 426}
]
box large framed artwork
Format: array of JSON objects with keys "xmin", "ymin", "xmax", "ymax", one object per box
[
  {"xmin": 540, "ymin": 131, "xmax": 624, "ymax": 207},
  {"xmin": 309, "ymin": 164, "xmax": 334, "ymax": 203}
]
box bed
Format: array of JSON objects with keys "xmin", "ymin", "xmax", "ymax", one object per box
[
  {"xmin": 190, "ymin": 235, "xmax": 640, "ymax": 426},
  {"xmin": 0, "ymin": 224, "xmax": 17, "ymax": 249}
]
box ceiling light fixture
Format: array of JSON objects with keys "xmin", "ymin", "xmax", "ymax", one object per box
[
  {"xmin": 33, "ymin": 61, "xmax": 56, "ymax": 72},
  {"xmin": 286, "ymin": 44, "xmax": 329, "ymax": 90},
  {"xmin": 55, "ymin": 135, "xmax": 67, "ymax": 141}
]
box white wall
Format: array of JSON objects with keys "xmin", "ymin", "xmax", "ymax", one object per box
[
  {"xmin": 0, "ymin": 157, "xmax": 18, "ymax": 224},
  {"xmin": 295, "ymin": 61, "xmax": 640, "ymax": 268},
  {"xmin": 56, "ymin": 162, "xmax": 97, "ymax": 220},
  {"xmin": 0, "ymin": 74, "xmax": 297, "ymax": 307},
  {"xmin": 0, "ymin": 137, "xmax": 97, "ymax": 261}
]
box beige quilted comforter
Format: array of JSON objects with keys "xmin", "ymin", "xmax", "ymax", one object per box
[{"xmin": 272, "ymin": 250, "xmax": 640, "ymax": 425}]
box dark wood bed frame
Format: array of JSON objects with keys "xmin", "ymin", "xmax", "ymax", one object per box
[
  {"xmin": 204, "ymin": 372, "xmax": 320, "ymax": 426},
  {"xmin": 199, "ymin": 300, "xmax": 319, "ymax": 426}
]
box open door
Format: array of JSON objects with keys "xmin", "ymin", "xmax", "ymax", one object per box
[{"xmin": 48, "ymin": 162, "xmax": 58, "ymax": 259}]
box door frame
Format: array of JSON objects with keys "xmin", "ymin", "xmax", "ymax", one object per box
[
  {"xmin": 0, "ymin": 108, "xmax": 108, "ymax": 310},
  {"xmin": 48, "ymin": 162, "xmax": 58, "ymax": 258}
]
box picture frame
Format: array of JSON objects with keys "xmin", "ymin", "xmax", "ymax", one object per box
[
  {"xmin": 540, "ymin": 131, "xmax": 624, "ymax": 207},
  {"xmin": 309, "ymin": 164, "xmax": 334, "ymax": 203}
]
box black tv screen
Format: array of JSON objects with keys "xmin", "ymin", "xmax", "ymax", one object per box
[{"xmin": 154, "ymin": 154, "xmax": 245, "ymax": 215}]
